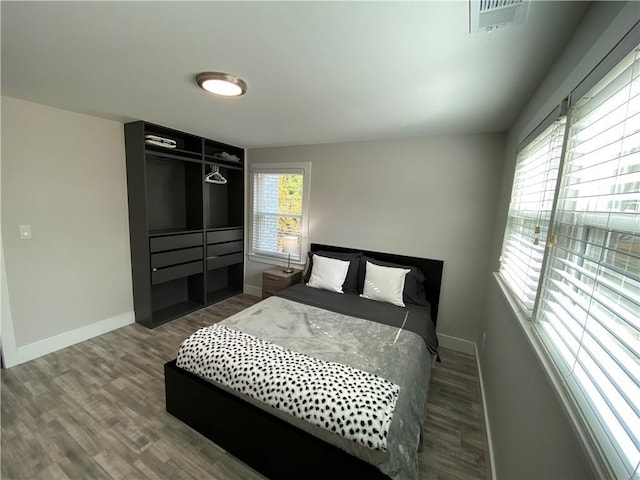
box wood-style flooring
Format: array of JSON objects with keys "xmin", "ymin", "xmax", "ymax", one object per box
[{"xmin": 1, "ymin": 294, "xmax": 489, "ymax": 480}]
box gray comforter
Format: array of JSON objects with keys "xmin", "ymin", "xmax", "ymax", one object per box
[{"xmin": 209, "ymin": 286, "xmax": 435, "ymax": 480}]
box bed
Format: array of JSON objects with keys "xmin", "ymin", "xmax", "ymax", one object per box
[{"xmin": 164, "ymin": 243, "xmax": 444, "ymax": 480}]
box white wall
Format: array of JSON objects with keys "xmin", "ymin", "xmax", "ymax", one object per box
[
  {"xmin": 1, "ymin": 97, "xmax": 134, "ymax": 365},
  {"xmin": 247, "ymin": 133, "xmax": 506, "ymax": 347},
  {"xmin": 477, "ymin": 2, "xmax": 638, "ymax": 478},
  {"xmin": 0, "ymin": 103, "xmax": 18, "ymax": 366}
]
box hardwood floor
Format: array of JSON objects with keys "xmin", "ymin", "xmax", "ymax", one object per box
[{"xmin": 1, "ymin": 294, "xmax": 489, "ymax": 480}]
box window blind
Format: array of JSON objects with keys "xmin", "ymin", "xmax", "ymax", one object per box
[
  {"xmin": 534, "ymin": 45, "xmax": 640, "ymax": 478},
  {"xmin": 499, "ymin": 116, "xmax": 567, "ymax": 316},
  {"xmin": 251, "ymin": 170, "xmax": 304, "ymax": 261}
]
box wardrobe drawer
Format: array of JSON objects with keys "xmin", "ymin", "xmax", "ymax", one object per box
[
  {"xmin": 151, "ymin": 247, "xmax": 203, "ymax": 269},
  {"xmin": 207, "ymin": 253, "xmax": 243, "ymax": 271},
  {"xmin": 152, "ymin": 261, "xmax": 203, "ymax": 285},
  {"xmin": 150, "ymin": 233, "xmax": 203, "ymax": 253},
  {"xmin": 207, "ymin": 229, "xmax": 243, "ymax": 245},
  {"xmin": 207, "ymin": 241, "xmax": 243, "ymax": 258}
]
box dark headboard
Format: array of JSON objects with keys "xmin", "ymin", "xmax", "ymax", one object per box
[{"xmin": 310, "ymin": 243, "xmax": 445, "ymax": 325}]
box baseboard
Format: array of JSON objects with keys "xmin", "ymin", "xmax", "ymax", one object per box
[
  {"xmin": 437, "ymin": 333, "xmax": 476, "ymax": 355},
  {"xmin": 475, "ymin": 344, "xmax": 497, "ymax": 480},
  {"xmin": 16, "ymin": 311, "xmax": 134, "ymax": 365},
  {"xmin": 244, "ymin": 284, "xmax": 262, "ymax": 297},
  {"xmin": 436, "ymin": 334, "xmax": 496, "ymax": 477}
]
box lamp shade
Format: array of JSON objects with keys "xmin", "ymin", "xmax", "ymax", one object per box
[{"xmin": 281, "ymin": 236, "xmax": 298, "ymax": 254}]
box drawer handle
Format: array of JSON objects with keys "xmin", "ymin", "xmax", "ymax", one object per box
[{"xmin": 152, "ymin": 268, "xmax": 158, "ymax": 272}]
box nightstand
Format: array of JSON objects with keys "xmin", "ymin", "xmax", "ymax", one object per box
[{"xmin": 262, "ymin": 267, "xmax": 303, "ymax": 299}]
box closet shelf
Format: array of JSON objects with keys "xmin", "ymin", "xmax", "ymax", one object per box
[
  {"xmin": 146, "ymin": 149, "xmax": 202, "ymax": 163},
  {"xmin": 204, "ymin": 156, "xmax": 243, "ymax": 170},
  {"xmin": 152, "ymin": 300, "xmax": 203, "ymax": 326},
  {"xmin": 206, "ymin": 226, "xmax": 243, "ymax": 232},
  {"xmin": 207, "ymin": 286, "xmax": 243, "ymax": 305}
]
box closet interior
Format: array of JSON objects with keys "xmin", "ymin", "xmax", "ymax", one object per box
[{"xmin": 124, "ymin": 121, "xmax": 244, "ymax": 328}]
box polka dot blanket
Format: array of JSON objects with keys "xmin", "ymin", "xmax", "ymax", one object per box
[{"xmin": 176, "ymin": 324, "xmax": 400, "ymax": 452}]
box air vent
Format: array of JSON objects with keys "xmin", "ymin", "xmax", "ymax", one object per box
[{"xmin": 469, "ymin": 0, "xmax": 529, "ymax": 33}]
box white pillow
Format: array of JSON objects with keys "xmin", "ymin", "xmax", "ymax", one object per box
[
  {"xmin": 360, "ymin": 261, "xmax": 410, "ymax": 307},
  {"xmin": 306, "ymin": 254, "xmax": 350, "ymax": 293}
]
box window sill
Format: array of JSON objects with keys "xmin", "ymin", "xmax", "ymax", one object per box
[
  {"xmin": 492, "ymin": 273, "xmax": 618, "ymax": 480},
  {"xmin": 248, "ymin": 253, "xmax": 305, "ymax": 271}
]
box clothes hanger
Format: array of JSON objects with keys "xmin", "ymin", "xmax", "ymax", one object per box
[{"xmin": 205, "ymin": 165, "xmax": 227, "ymax": 185}]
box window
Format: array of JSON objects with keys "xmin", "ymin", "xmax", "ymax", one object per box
[
  {"xmin": 535, "ymin": 45, "xmax": 639, "ymax": 477},
  {"xmin": 249, "ymin": 162, "xmax": 311, "ymax": 264},
  {"xmin": 499, "ymin": 40, "xmax": 639, "ymax": 478},
  {"xmin": 499, "ymin": 116, "xmax": 567, "ymax": 316}
]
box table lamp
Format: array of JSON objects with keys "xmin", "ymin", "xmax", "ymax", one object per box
[{"xmin": 281, "ymin": 236, "xmax": 298, "ymax": 273}]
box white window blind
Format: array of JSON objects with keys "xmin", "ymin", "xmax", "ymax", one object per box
[
  {"xmin": 499, "ymin": 116, "xmax": 567, "ymax": 316},
  {"xmin": 534, "ymin": 46, "xmax": 640, "ymax": 478},
  {"xmin": 250, "ymin": 163, "xmax": 310, "ymax": 263}
]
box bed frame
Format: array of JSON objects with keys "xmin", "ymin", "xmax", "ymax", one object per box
[
  {"xmin": 310, "ymin": 243, "xmax": 444, "ymax": 325},
  {"xmin": 165, "ymin": 244, "xmax": 444, "ymax": 480}
]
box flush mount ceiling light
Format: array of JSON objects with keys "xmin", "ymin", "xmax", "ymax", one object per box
[{"xmin": 196, "ymin": 72, "xmax": 247, "ymax": 97}]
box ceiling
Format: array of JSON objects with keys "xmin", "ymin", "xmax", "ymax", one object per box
[{"xmin": 1, "ymin": 1, "xmax": 589, "ymax": 148}]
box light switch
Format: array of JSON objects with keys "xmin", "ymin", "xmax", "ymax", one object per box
[{"xmin": 19, "ymin": 224, "xmax": 32, "ymax": 239}]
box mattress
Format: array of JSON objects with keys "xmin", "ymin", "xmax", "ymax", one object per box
[{"xmin": 176, "ymin": 285, "xmax": 437, "ymax": 480}]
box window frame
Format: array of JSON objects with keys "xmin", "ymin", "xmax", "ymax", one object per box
[
  {"xmin": 496, "ymin": 24, "xmax": 640, "ymax": 480},
  {"xmin": 498, "ymin": 109, "xmax": 568, "ymax": 318},
  {"xmin": 248, "ymin": 162, "xmax": 311, "ymax": 268}
]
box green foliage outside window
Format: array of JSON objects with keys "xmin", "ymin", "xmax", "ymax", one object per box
[{"xmin": 278, "ymin": 174, "xmax": 302, "ymax": 240}]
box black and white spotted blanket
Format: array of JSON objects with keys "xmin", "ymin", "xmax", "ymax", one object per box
[{"xmin": 176, "ymin": 325, "xmax": 400, "ymax": 451}]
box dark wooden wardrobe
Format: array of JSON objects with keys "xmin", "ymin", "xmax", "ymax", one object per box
[{"xmin": 124, "ymin": 121, "xmax": 244, "ymax": 328}]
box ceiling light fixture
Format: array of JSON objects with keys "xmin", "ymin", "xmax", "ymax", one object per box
[{"xmin": 196, "ymin": 72, "xmax": 247, "ymax": 97}]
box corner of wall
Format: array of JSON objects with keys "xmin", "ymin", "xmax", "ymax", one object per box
[
  {"xmin": 1, "ymin": 99, "xmax": 19, "ymax": 368},
  {"xmin": 475, "ymin": 342, "xmax": 497, "ymax": 480},
  {"xmin": 1, "ymin": 240, "xmax": 18, "ymax": 368},
  {"xmin": 437, "ymin": 333, "xmax": 476, "ymax": 355},
  {"xmin": 244, "ymin": 284, "xmax": 262, "ymax": 298}
]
